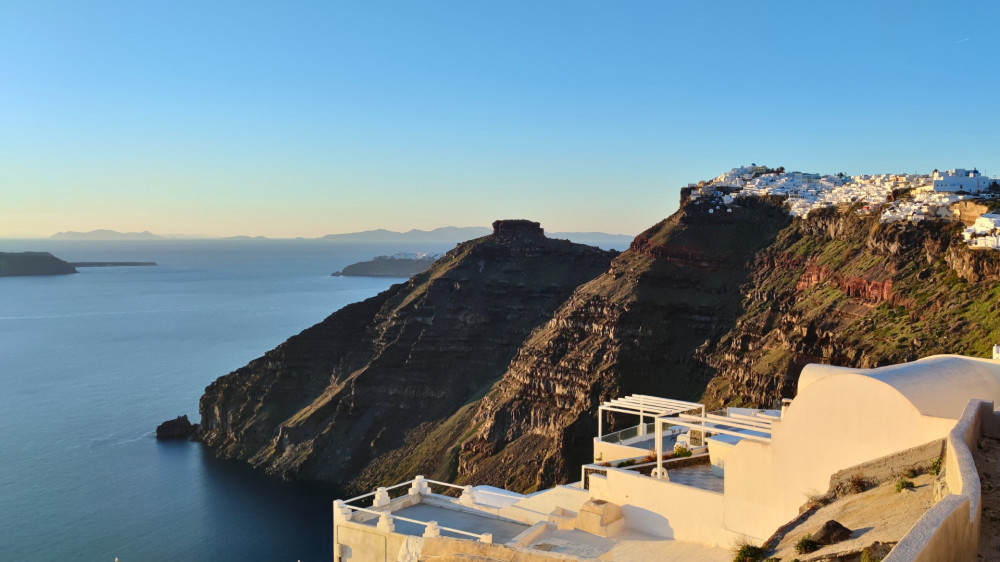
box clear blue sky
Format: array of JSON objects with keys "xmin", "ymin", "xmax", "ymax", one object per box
[{"xmin": 2, "ymin": 1, "xmax": 998, "ymax": 238}]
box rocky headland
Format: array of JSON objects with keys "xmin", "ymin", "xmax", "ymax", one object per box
[
  {"xmin": 0, "ymin": 252, "xmax": 78, "ymax": 277},
  {"xmin": 331, "ymin": 254, "xmax": 439, "ymax": 278},
  {"xmin": 199, "ymin": 220, "xmax": 616, "ymax": 488},
  {"xmin": 195, "ymin": 192, "xmax": 1000, "ymax": 495}
]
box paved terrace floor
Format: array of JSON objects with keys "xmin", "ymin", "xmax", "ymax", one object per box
[
  {"xmin": 527, "ymin": 528, "xmax": 731, "ymax": 561},
  {"xmin": 361, "ymin": 504, "xmax": 529, "ymax": 544},
  {"xmin": 667, "ymin": 464, "xmax": 724, "ymax": 493}
]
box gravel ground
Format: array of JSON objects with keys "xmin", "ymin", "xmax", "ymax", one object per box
[{"xmin": 770, "ymin": 472, "xmax": 935, "ymax": 560}]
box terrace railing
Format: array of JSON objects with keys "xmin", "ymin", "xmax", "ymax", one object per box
[
  {"xmin": 599, "ymin": 422, "xmax": 656, "ymax": 444},
  {"xmin": 334, "ymin": 476, "xmax": 518, "ymax": 544}
]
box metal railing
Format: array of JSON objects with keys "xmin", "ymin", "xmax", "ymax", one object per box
[{"xmin": 335, "ymin": 476, "xmax": 512, "ymax": 544}]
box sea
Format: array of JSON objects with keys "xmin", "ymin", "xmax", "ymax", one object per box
[{"xmin": 0, "ymin": 239, "xmax": 460, "ymax": 562}]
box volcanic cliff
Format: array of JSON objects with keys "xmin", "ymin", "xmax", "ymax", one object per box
[
  {"xmin": 351, "ymin": 196, "xmax": 791, "ymax": 492},
  {"xmin": 198, "ymin": 193, "xmax": 1000, "ymax": 495},
  {"xmin": 198, "ymin": 220, "xmax": 615, "ymax": 486}
]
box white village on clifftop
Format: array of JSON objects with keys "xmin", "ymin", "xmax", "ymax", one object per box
[{"xmin": 687, "ymin": 165, "xmax": 1000, "ymax": 250}]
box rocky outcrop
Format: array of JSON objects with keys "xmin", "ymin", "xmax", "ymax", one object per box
[
  {"xmin": 950, "ymin": 200, "xmax": 993, "ymax": 225},
  {"xmin": 944, "ymin": 242, "xmax": 1000, "ymax": 282},
  {"xmin": 0, "ymin": 252, "xmax": 77, "ymax": 277},
  {"xmin": 156, "ymin": 415, "xmax": 199, "ymax": 440},
  {"xmin": 812, "ymin": 520, "xmax": 852, "ymax": 545},
  {"xmin": 198, "ymin": 221, "xmax": 614, "ymax": 488}
]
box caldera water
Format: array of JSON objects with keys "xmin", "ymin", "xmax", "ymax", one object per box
[{"xmin": 0, "ymin": 239, "xmax": 457, "ymax": 561}]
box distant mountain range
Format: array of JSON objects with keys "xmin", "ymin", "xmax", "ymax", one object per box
[
  {"xmin": 51, "ymin": 229, "xmax": 163, "ymax": 240},
  {"xmin": 45, "ymin": 227, "xmax": 635, "ymax": 247},
  {"xmin": 319, "ymin": 226, "xmax": 493, "ymax": 242}
]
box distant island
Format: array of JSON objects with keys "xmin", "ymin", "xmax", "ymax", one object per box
[
  {"xmin": 51, "ymin": 229, "xmax": 163, "ymax": 240},
  {"xmin": 332, "ymin": 252, "xmax": 441, "ymax": 277},
  {"xmin": 0, "ymin": 252, "xmax": 77, "ymax": 277},
  {"xmin": 69, "ymin": 262, "xmax": 157, "ymax": 268},
  {"xmin": 321, "ymin": 226, "xmax": 492, "ymax": 242}
]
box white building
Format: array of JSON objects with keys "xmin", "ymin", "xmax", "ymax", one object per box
[
  {"xmin": 932, "ymin": 169, "xmax": 997, "ymax": 193},
  {"xmin": 331, "ymin": 353, "xmax": 1000, "ymax": 561}
]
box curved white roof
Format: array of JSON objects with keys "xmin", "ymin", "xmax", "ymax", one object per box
[{"xmin": 798, "ymin": 355, "xmax": 1000, "ymax": 419}]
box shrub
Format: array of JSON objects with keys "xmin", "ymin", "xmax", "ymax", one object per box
[
  {"xmin": 905, "ymin": 467, "xmax": 919, "ymax": 478},
  {"xmin": 861, "ymin": 550, "xmax": 884, "ymax": 562},
  {"xmin": 732, "ymin": 537, "xmax": 767, "ymax": 562},
  {"xmin": 930, "ymin": 457, "xmax": 942, "ymax": 475},
  {"xmin": 847, "ymin": 473, "xmax": 867, "ymax": 494},
  {"xmin": 795, "ymin": 533, "xmax": 819, "ymax": 554},
  {"xmin": 895, "ymin": 478, "xmax": 915, "ymax": 492},
  {"xmin": 673, "ymin": 445, "xmax": 693, "ymax": 458}
]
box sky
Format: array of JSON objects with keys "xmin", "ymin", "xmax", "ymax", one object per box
[{"xmin": 2, "ymin": 1, "xmax": 998, "ymax": 238}]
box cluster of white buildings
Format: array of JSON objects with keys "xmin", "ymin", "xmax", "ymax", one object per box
[
  {"xmin": 693, "ymin": 166, "xmax": 1000, "ymax": 249},
  {"xmin": 878, "ymin": 190, "xmax": 966, "ymax": 223},
  {"xmin": 963, "ymin": 213, "xmax": 1000, "ymax": 250}
]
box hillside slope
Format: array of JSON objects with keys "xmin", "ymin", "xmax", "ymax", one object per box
[{"xmin": 700, "ymin": 204, "xmax": 1000, "ymax": 408}]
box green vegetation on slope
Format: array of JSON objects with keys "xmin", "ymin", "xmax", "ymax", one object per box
[{"xmin": 703, "ymin": 205, "xmax": 1000, "ymax": 408}]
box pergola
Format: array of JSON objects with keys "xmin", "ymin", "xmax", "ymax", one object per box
[
  {"xmin": 597, "ymin": 395, "xmax": 704, "ymax": 438},
  {"xmin": 651, "ymin": 409, "xmax": 774, "ymax": 479}
]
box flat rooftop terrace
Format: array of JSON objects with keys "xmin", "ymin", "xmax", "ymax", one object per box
[{"xmin": 361, "ymin": 504, "xmax": 530, "ymax": 544}]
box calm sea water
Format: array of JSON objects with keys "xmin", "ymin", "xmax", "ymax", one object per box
[{"xmin": 0, "ymin": 239, "xmax": 456, "ymax": 562}]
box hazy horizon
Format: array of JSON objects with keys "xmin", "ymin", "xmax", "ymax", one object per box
[
  {"xmin": 3, "ymin": 1, "xmax": 998, "ymax": 238},
  {"xmin": 0, "ymin": 224, "xmax": 638, "ymax": 240}
]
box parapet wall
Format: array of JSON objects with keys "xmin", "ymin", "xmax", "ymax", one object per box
[
  {"xmin": 826, "ymin": 438, "xmax": 946, "ymax": 493},
  {"xmin": 885, "ymin": 399, "xmax": 998, "ymax": 562}
]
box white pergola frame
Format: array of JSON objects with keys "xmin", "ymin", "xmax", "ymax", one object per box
[
  {"xmin": 651, "ymin": 410, "xmax": 775, "ymax": 479},
  {"xmin": 598, "ymin": 395, "xmax": 704, "ymax": 439}
]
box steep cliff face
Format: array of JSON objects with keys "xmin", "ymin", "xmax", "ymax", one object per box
[
  {"xmin": 198, "ymin": 220, "xmax": 614, "ymax": 487},
  {"xmin": 199, "ymin": 195, "xmax": 1000, "ymax": 495},
  {"xmin": 447, "ymin": 197, "xmax": 792, "ymax": 491},
  {"xmin": 700, "ymin": 205, "xmax": 1000, "ymax": 409}
]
